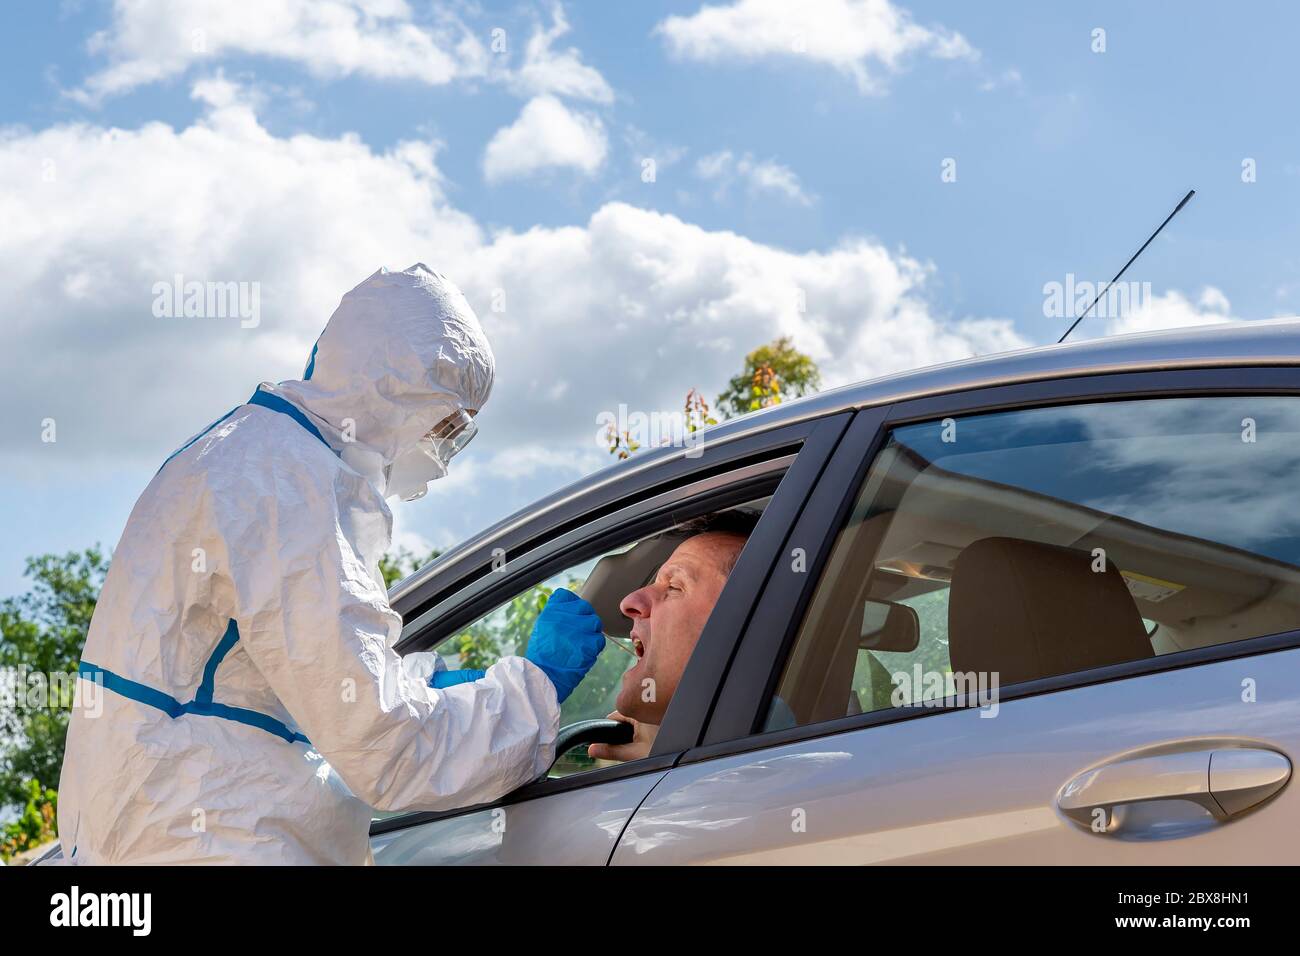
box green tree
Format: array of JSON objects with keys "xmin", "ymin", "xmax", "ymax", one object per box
[
  {"xmin": 0, "ymin": 778, "xmax": 57, "ymax": 862},
  {"xmin": 442, "ymin": 583, "xmax": 554, "ymax": 671},
  {"xmin": 0, "ymin": 548, "xmax": 108, "ymax": 811},
  {"xmin": 378, "ymin": 547, "xmax": 441, "ymax": 589},
  {"xmin": 716, "ymin": 336, "xmax": 822, "ymax": 419}
]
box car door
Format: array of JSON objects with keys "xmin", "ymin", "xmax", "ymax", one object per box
[
  {"xmin": 612, "ymin": 368, "xmax": 1300, "ymax": 864},
  {"xmin": 371, "ymin": 412, "xmax": 851, "ymax": 864}
]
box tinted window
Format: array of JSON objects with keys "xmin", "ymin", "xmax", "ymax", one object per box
[{"xmin": 766, "ymin": 396, "xmax": 1300, "ymax": 730}]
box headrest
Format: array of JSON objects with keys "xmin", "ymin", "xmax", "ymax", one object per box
[
  {"xmin": 948, "ymin": 537, "xmax": 1152, "ymax": 685},
  {"xmin": 580, "ymin": 532, "xmax": 688, "ymax": 638}
]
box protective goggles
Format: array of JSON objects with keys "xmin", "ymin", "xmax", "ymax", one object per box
[
  {"xmin": 383, "ymin": 408, "xmax": 479, "ymax": 502},
  {"xmin": 424, "ymin": 408, "xmax": 477, "ymax": 464}
]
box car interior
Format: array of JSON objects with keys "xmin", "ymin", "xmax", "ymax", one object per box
[
  {"xmin": 429, "ymin": 498, "xmax": 772, "ymax": 777},
  {"xmin": 775, "ymin": 398, "xmax": 1300, "ymax": 729},
  {"xmin": 581, "ymin": 499, "xmax": 769, "ymax": 635}
]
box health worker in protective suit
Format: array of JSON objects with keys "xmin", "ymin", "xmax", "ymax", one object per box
[{"xmin": 57, "ymin": 264, "xmax": 604, "ymax": 864}]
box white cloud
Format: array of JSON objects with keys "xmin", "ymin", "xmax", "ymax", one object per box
[
  {"xmin": 484, "ymin": 443, "xmax": 603, "ymax": 481},
  {"xmin": 72, "ymin": 0, "xmax": 617, "ymax": 109},
  {"xmin": 1103, "ymin": 286, "xmax": 1238, "ymax": 336},
  {"xmin": 73, "ymin": 0, "xmax": 488, "ymax": 104},
  {"xmin": 504, "ymin": 4, "xmax": 613, "ymax": 104},
  {"xmin": 2, "ymin": 78, "xmax": 481, "ymax": 475},
  {"xmin": 695, "ymin": 150, "xmax": 813, "ymax": 205},
  {"xmin": 450, "ymin": 204, "xmax": 1028, "ymax": 459},
  {"xmin": 482, "ymin": 94, "xmax": 608, "ymax": 183},
  {"xmin": 622, "ymin": 125, "xmax": 689, "ymax": 183},
  {"xmin": 655, "ymin": 0, "xmax": 977, "ymax": 94},
  {"xmin": 2, "ymin": 81, "xmax": 1027, "ymax": 548}
]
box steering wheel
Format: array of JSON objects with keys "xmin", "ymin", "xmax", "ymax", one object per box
[
  {"xmin": 521, "ymin": 719, "xmax": 636, "ymax": 785},
  {"xmin": 553, "ymin": 718, "xmax": 634, "ymax": 760}
]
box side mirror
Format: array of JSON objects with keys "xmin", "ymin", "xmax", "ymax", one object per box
[{"xmin": 859, "ymin": 600, "xmax": 920, "ymax": 652}]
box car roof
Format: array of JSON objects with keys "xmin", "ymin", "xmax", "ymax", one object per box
[{"xmin": 390, "ymin": 318, "xmax": 1300, "ymax": 606}]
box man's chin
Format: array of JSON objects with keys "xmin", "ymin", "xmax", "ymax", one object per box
[
  {"xmin": 618, "ymin": 667, "xmax": 667, "ymax": 723},
  {"xmin": 616, "ymin": 690, "xmax": 652, "ymax": 724},
  {"xmin": 615, "ymin": 690, "xmax": 639, "ymax": 720},
  {"xmin": 616, "ymin": 667, "xmax": 641, "ymax": 715}
]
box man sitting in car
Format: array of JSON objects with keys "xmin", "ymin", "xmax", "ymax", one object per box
[{"xmin": 587, "ymin": 512, "xmax": 757, "ymax": 763}]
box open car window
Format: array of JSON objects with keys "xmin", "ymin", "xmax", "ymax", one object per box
[
  {"xmin": 426, "ymin": 500, "xmax": 769, "ymax": 778},
  {"xmin": 766, "ymin": 395, "xmax": 1300, "ymax": 730},
  {"xmin": 431, "ymin": 554, "xmax": 634, "ymax": 778}
]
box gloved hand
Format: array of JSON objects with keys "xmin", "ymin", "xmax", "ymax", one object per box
[
  {"xmin": 524, "ymin": 588, "xmax": 605, "ymax": 704},
  {"xmin": 429, "ymin": 668, "xmax": 486, "ymax": 689}
]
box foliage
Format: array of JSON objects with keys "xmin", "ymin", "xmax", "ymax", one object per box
[
  {"xmin": 682, "ymin": 387, "xmax": 718, "ymax": 435},
  {"xmin": 439, "ymin": 577, "xmax": 634, "ymax": 762},
  {"xmin": 0, "ymin": 548, "xmax": 106, "ymax": 676},
  {"xmin": 378, "ymin": 547, "xmax": 441, "ymax": 590},
  {"xmin": 605, "ymin": 338, "xmax": 818, "ymax": 459},
  {"xmin": 716, "ymin": 336, "xmax": 822, "ymax": 419},
  {"xmin": 603, "ymin": 421, "xmax": 641, "ymax": 460},
  {"xmin": 605, "ymin": 388, "xmax": 718, "ymax": 459},
  {"xmin": 853, "ymin": 587, "xmax": 953, "ymax": 709},
  {"xmin": 442, "ymin": 584, "xmax": 553, "ymax": 672},
  {"xmin": 0, "ymin": 548, "xmax": 108, "ymax": 812},
  {"xmin": 0, "ymin": 778, "xmax": 57, "ymax": 862}
]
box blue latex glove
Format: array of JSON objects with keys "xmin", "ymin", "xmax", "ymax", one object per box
[
  {"xmin": 429, "ymin": 668, "xmax": 486, "ymax": 689},
  {"xmin": 524, "ymin": 588, "xmax": 605, "ymax": 704}
]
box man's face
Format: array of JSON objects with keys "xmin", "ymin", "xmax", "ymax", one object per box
[{"xmin": 615, "ymin": 531, "xmax": 746, "ymax": 723}]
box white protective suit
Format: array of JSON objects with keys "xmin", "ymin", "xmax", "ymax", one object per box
[{"xmin": 57, "ymin": 264, "xmax": 560, "ymax": 865}]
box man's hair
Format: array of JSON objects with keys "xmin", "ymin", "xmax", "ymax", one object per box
[{"xmin": 675, "ymin": 509, "xmax": 760, "ymax": 576}]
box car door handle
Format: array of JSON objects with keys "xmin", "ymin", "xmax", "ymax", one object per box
[{"xmin": 1058, "ymin": 747, "xmax": 1291, "ymax": 827}]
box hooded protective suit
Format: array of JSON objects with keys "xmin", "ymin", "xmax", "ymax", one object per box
[{"xmin": 57, "ymin": 264, "xmax": 561, "ymax": 865}]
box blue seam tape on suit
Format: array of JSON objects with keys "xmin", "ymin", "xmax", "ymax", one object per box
[
  {"xmin": 196, "ymin": 619, "xmax": 240, "ymax": 705},
  {"xmin": 106, "ymin": 393, "xmax": 336, "ymax": 746},
  {"xmin": 79, "ymin": 622, "xmax": 310, "ymax": 746},
  {"xmin": 303, "ymin": 339, "xmax": 320, "ymax": 380},
  {"xmin": 155, "ymin": 406, "xmax": 239, "ymax": 476},
  {"xmin": 245, "ymin": 389, "xmax": 329, "ymax": 448},
  {"xmin": 157, "ymin": 386, "xmax": 333, "ymax": 478}
]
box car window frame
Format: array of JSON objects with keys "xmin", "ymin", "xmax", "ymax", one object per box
[
  {"xmin": 689, "ymin": 365, "xmax": 1300, "ymax": 764},
  {"xmin": 370, "ymin": 412, "xmax": 851, "ymax": 837}
]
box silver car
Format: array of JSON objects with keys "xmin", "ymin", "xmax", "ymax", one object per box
[{"xmin": 371, "ymin": 319, "xmax": 1300, "ymax": 865}]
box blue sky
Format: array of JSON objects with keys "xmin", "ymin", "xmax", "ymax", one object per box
[{"xmin": 3, "ymin": 0, "xmax": 1298, "ymax": 598}]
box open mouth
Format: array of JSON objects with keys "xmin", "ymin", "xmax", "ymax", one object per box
[{"xmin": 633, "ymin": 637, "xmax": 645, "ymax": 658}]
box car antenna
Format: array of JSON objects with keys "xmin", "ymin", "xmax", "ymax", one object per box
[{"xmin": 1057, "ymin": 188, "xmax": 1196, "ymax": 344}]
